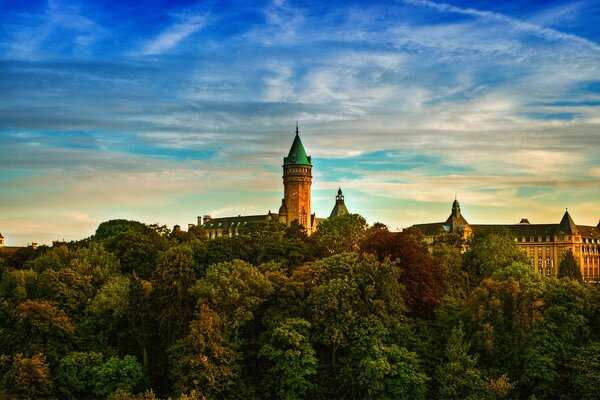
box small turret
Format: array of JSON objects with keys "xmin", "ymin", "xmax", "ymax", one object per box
[
  {"xmin": 556, "ymin": 209, "xmax": 578, "ymax": 235},
  {"xmin": 329, "ymin": 187, "xmax": 349, "ymax": 218},
  {"xmin": 452, "ymin": 196, "xmax": 461, "ymax": 218}
]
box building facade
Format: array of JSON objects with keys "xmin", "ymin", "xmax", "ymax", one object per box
[
  {"xmin": 200, "ymin": 125, "xmax": 348, "ymax": 239},
  {"xmin": 413, "ymin": 199, "xmax": 600, "ymax": 281}
]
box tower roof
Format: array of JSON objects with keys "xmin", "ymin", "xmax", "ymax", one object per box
[
  {"xmin": 330, "ymin": 187, "xmax": 349, "ymax": 218},
  {"xmin": 283, "ymin": 124, "xmax": 312, "ymax": 166},
  {"xmin": 556, "ymin": 209, "xmax": 578, "ymax": 234}
]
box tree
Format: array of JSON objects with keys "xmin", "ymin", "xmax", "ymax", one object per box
[
  {"xmin": 258, "ymin": 318, "xmax": 317, "ymax": 400},
  {"xmin": 4, "ymin": 353, "xmax": 54, "ymax": 399},
  {"xmin": 570, "ymin": 341, "xmax": 600, "ymax": 400},
  {"xmin": 313, "ymin": 214, "xmax": 368, "ymax": 255},
  {"xmin": 151, "ymin": 245, "xmax": 197, "ymax": 346},
  {"xmin": 92, "ymin": 355, "xmax": 143, "ymax": 398},
  {"xmin": 436, "ymin": 324, "xmax": 487, "ymax": 400},
  {"xmin": 463, "ymin": 229, "xmax": 529, "ymax": 283},
  {"xmin": 558, "ymin": 250, "xmax": 582, "ymax": 281},
  {"xmin": 192, "ymin": 260, "xmax": 274, "ymax": 335},
  {"xmin": 13, "ymin": 300, "xmax": 75, "ymax": 362},
  {"xmin": 170, "ymin": 305, "xmax": 241, "ymax": 398},
  {"xmin": 357, "ymin": 344, "xmax": 428, "ymax": 400},
  {"xmin": 55, "ymin": 351, "xmax": 104, "ymax": 400}
]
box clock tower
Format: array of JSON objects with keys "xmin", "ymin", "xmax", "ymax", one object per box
[{"xmin": 279, "ymin": 124, "xmax": 313, "ymax": 232}]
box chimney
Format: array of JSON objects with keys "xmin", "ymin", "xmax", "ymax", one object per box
[
  {"xmin": 203, "ymin": 215, "xmax": 212, "ymax": 224},
  {"xmin": 198, "ymin": 216, "xmax": 203, "ymax": 226}
]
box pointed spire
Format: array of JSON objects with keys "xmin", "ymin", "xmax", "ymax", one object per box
[
  {"xmin": 452, "ymin": 197, "xmax": 461, "ymax": 217},
  {"xmin": 330, "ymin": 187, "xmax": 349, "ymax": 218},
  {"xmin": 283, "ymin": 123, "xmax": 311, "ymax": 166},
  {"xmin": 556, "ymin": 209, "xmax": 578, "ymax": 235}
]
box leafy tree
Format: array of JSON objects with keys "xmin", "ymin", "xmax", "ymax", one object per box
[
  {"xmin": 4, "ymin": 352, "xmax": 54, "ymax": 399},
  {"xmin": 92, "ymin": 355, "xmax": 143, "ymax": 398},
  {"xmin": 357, "ymin": 344, "xmax": 428, "ymax": 400},
  {"xmin": 0, "ymin": 269, "xmax": 38, "ymax": 304},
  {"xmin": 70, "ymin": 242, "xmax": 120, "ymax": 286},
  {"xmin": 435, "ymin": 323, "xmax": 504, "ymax": 400},
  {"xmin": 55, "ymin": 351, "xmax": 104, "ymax": 400},
  {"xmin": 313, "ymin": 214, "xmax": 367, "ymax": 255},
  {"xmin": 170, "ymin": 304, "xmax": 241, "ymax": 398},
  {"xmin": 151, "ymin": 245, "xmax": 197, "ymax": 345},
  {"xmin": 192, "ymin": 260, "xmax": 274, "ymax": 335},
  {"xmin": 570, "ymin": 341, "xmax": 600, "ymax": 400},
  {"xmin": 37, "ymin": 267, "xmax": 94, "ymax": 318},
  {"xmin": 95, "ymin": 220, "xmax": 168, "ymax": 277},
  {"xmin": 259, "ymin": 317, "xmax": 317, "ymax": 400},
  {"xmin": 558, "ymin": 250, "xmax": 582, "ymax": 281},
  {"xmin": 463, "ymin": 229, "xmax": 528, "ymax": 283},
  {"xmin": 13, "ymin": 300, "xmax": 75, "ymax": 362},
  {"xmin": 464, "ymin": 263, "xmax": 545, "ymax": 381}
]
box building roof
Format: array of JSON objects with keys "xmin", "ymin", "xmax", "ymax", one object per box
[
  {"xmin": 556, "ymin": 210, "xmax": 578, "ymax": 235},
  {"xmin": 202, "ymin": 212, "xmax": 279, "ymax": 229},
  {"xmin": 283, "ymin": 124, "xmax": 312, "ymax": 166},
  {"xmin": 330, "ymin": 188, "xmax": 349, "ymax": 218},
  {"xmin": 471, "ymin": 224, "xmax": 558, "ymax": 236}
]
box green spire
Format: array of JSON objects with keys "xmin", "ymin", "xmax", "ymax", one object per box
[{"xmin": 283, "ymin": 123, "xmax": 312, "ymax": 166}]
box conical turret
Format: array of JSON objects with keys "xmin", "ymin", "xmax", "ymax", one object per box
[
  {"xmin": 330, "ymin": 187, "xmax": 349, "ymax": 218},
  {"xmin": 556, "ymin": 209, "xmax": 578, "ymax": 234}
]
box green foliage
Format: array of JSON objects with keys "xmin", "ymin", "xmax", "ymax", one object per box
[
  {"xmin": 55, "ymin": 351, "xmax": 104, "ymax": 399},
  {"xmin": 89, "ymin": 275, "xmax": 131, "ymax": 317},
  {"xmin": 357, "ymin": 344, "xmax": 428, "ymax": 400},
  {"xmin": 436, "ymin": 323, "xmax": 488, "ymax": 400},
  {"xmin": 259, "ymin": 318, "xmax": 317, "ymax": 399},
  {"xmin": 570, "ymin": 341, "xmax": 600, "ymax": 399},
  {"xmin": 463, "ymin": 229, "xmax": 529, "ymax": 282},
  {"xmin": 1, "ymin": 217, "xmax": 600, "ymax": 399},
  {"xmin": 92, "ymin": 355, "xmax": 144, "ymax": 398},
  {"xmin": 13, "ymin": 300, "xmax": 75, "ymax": 362},
  {"xmin": 558, "ymin": 250, "xmax": 582, "ymax": 281},
  {"xmin": 314, "ymin": 214, "xmax": 367, "ymax": 255},
  {"xmin": 193, "ymin": 260, "xmax": 274, "ymax": 333}
]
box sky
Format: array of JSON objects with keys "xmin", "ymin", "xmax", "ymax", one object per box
[{"xmin": 1, "ymin": 0, "xmax": 600, "ymax": 246}]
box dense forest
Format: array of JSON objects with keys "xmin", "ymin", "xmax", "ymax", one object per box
[{"xmin": 1, "ymin": 214, "xmax": 599, "ymax": 399}]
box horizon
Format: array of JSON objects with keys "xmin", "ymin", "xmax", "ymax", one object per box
[{"xmin": 2, "ymin": 0, "xmax": 600, "ymax": 246}]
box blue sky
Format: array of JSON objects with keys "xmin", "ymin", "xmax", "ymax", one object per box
[{"xmin": 1, "ymin": 0, "xmax": 600, "ymax": 245}]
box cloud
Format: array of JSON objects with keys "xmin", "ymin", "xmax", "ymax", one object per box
[
  {"xmin": 403, "ymin": 0, "xmax": 600, "ymax": 51},
  {"xmin": 139, "ymin": 14, "xmax": 208, "ymax": 55}
]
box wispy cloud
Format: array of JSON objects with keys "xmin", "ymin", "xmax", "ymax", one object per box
[
  {"xmin": 404, "ymin": 0, "xmax": 600, "ymax": 51},
  {"xmin": 139, "ymin": 14, "xmax": 208, "ymax": 55}
]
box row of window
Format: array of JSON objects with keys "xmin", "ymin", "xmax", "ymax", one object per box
[{"xmin": 285, "ymin": 167, "xmax": 311, "ymax": 175}]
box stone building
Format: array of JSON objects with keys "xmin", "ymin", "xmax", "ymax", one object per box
[
  {"xmin": 413, "ymin": 199, "xmax": 600, "ymax": 281},
  {"xmin": 200, "ymin": 125, "xmax": 349, "ymax": 239}
]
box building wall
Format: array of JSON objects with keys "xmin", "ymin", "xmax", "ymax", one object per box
[{"xmin": 282, "ymin": 165, "xmax": 312, "ymax": 231}]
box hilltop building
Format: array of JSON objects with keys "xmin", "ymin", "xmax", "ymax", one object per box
[
  {"xmin": 413, "ymin": 199, "xmax": 600, "ymax": 281},
  {"xmin": 200, "ymin": 125, "xmax": 349, "ymax": 239},
  {"xmin": 0, "ymin": 231, "xmax": 4, "ymax": 248}
]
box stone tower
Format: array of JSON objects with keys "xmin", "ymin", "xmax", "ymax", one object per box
[{"xmin": 279, "ymin": 124, "xmax": 313, "ymax": 231}]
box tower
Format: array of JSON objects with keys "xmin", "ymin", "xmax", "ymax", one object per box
[
  {"xmin": 280, "ymin": 124, "xmax": 313, "ymax": 231},
  {"xmin": 330, "ymin": 187, "xmax": 349, "ymax": 217}
]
